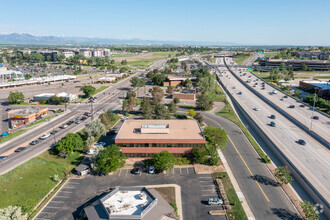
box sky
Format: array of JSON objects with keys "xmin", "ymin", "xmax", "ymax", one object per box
[{"xmin": 1, "ymin": 0, "xmax": 330, "ymax": 46}]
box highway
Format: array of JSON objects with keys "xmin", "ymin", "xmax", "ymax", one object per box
[{"xmin": 214, "ymin": 57, "xmax": 330, "ymax": 214}]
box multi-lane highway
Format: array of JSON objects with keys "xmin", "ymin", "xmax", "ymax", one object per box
[{"xmin": 213, "ymin": 57, "xmax": 329, "ymax": 215}]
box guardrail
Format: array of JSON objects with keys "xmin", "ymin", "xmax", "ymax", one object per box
[{"xmin": 224, "ymin": 59, "xmax": 330, "ymax": 149}]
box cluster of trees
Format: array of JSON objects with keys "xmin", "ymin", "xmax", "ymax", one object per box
[
  {"xmin": 304, "ymin": 93, "xmax": 330, "ymax": 114},
  {"xmin": 80, "ymin": 85, "xmax": 96, "ymax": 98},
  {"xmin": 274, "ymin": 166, "xmax": 293, "ymax": 185},
  {"xmin": 94, "ymin": 144, "xmax": 126, "ymax": 174},
  {"xmin": 48, "ymin": 95, "xmax": 66, "ymax": 105},
  {"xmin": 130, "ymin": 76, "xmax": 146, "ymax": 88},
  {"xmin": 99, "ymin": 110, "xmax": 119, "ymax": 129},
  {"xmin": 269, "ymin": 67, "xmax": 294, "ymax": 82},
  {"xmin": 122, "ymin": 90, "xmax": 137, "ymax": 112},
  {"xmin": 54, "ymin": 133, "xmax": 85, "ymax": 157},
  {"xmin": 146, "ymin": 69, "xmax": 166, "ymax": 86},
  {"xmin": 8, "ymin": 91, "xmax": 25, "ymax": 104}
]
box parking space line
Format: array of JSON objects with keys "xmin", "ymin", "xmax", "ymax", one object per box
[
  {"xmin": 186, "ymin": 168, "xmax": 189, "ymax": 174},
  {"xmin": 44, "ymin": 206, "xmax": 59, "ymax": 209},
  {"xmin": 54, "ymin": 195, "xmax": 69, "ymax": 198},
  {"xmin": 180, "ymin": 167, "xmax": 182, "ymax": 175},
  {"xmin": 62, "ymin": 186, "xmax": 76, "ymax": 189},
  {"xmin": 49, "ymin": 201, "xmax": 64, "ymax": 203},
  {"xmin": 59, "ymin": 191, "xmax": 72, "ymax": 193},
  {"xmin": 125, "ymin": 169, "xmax": 128, "ymax": 176},
  {"xmin": 118, "ymin": 169, "xmax": 122, "ymax": 176}
]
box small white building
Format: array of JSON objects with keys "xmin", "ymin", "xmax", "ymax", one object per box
[
  {"xmin": 33, "ymin": 92, "xmax": 78, "ymax": 102},
  {"xmin": 62, "ymin": 51, "xmax": 75, "ymax": 58}
]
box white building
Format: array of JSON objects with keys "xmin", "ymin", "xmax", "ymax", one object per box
[
  {"xmin": 103, "ymin": 49, "xmax": 111, "ymax": 57},
  {"xmin": 62, "ymin": 51, "xmax": 75, "ymax": 58},
  {"xmin": 80, "ymin": 50, "xmax": 92, "ymax": 58},
  {"xmin": 33, "ymin": 92, "xmax": 77, "ymax": 103},
  {"xmin": 92, "ymin": 49, "xmax": 104, "ymax": 57}
]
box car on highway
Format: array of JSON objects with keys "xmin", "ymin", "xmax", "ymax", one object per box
[
  {"xmin": 5, "ymin": 108, "xmax": 11, "ymax": 111},
  {"xmin": 40, "ymin": 133, "xmax": 51, "ymax": 139},
  {"xmin": 270, "ymin": 114, "xmax": 276, "ymax": 119},
  {"xmin": 299, "ymin": 104, "xmax": 305, "ymax": 108},
  {"xmin": 272, "ymin": 90, "xmax": 278, "ymax": 94},
  {"xmin": 0, "ymin": 156, "xmax": 8, "ymax": 162},
  {"xmin": 238, "ymin": 91, "xmax": 242, "ymax": 95},
  {"xmin": 60, "ymin": 124, "xmax": 69, "ymax": 129},
  {"xmin": 131, "ymin": 167, "xmax": 142, "ymax": 175},
  {"xmin": 208, "ymin": 198, "xmax": 223, "ymax": 205},
  {"xmin": 67, "ymin": 120, "xmax": 75, "ymax": 125},
  {"xmin": 312, "ymin": 116, "xmax": 319, "ymax": 120},
  {"xmin": 75, "ymin": 120, "xmax": 82, "ymax": 124},
  {"xmin": 15, "ymin": 147, "xmax": 26, "ymax": 152},
  {"xmin": 270, "ymin": 121, "xmax": 276, "ymax": 127},
  {"xmin": 298, "ymin": 139, "xmax": 306, "ymax": 146},
  {"xmin": 81, "ymin": 116, "xmax": 87, "ymax": 120},
  {"xmin": 288, "ymin": 105, "xmax": 295, "ymax": 108},
  {"xmin": 84, "ymin": 112, "xmax": 93, "ymax": 117},
  {"xmin": 253, "ymin": 107, "xmax": 259, "ymax": 111},
  {"xmin": 50, "ymin": 130, "xmax": 58, "ymax": 134},
  {"xmin": 30, "ymin": 139, "xmax": 40, "ymax": 145},
  {"xmin": 148, "ymin": 166, "xmax": 155, "ymax": 174},
  {"xmin": 283, "ymin": 95, "xmax": 288, "ymax": 98}
]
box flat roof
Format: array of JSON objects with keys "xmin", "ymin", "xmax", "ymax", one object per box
[
  {"xmin": 9, "ymin": 107, "xmax": 48, "ymax": 116},
  {"xmin": 115, "ymin": 119, "xmax": 205, "ymax": 144},
  {"xmin": 302, "ymin": 80, "xmax": 330, "ymax": 90},
  {"xmin": 265, "ymin": 59, "xmax": 330, "ymax": 64}
]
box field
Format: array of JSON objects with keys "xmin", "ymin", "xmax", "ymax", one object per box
[
  {"xmin": 0, "ymin": 151, "xmax": 83, "ymax": 214},
  {"xmin": 263, "ymin": 52, "xmax": 278, "ymax": 58},
  {"xmin": 233, "ymin": 54, "xmax": 253, "ymax": 65}
]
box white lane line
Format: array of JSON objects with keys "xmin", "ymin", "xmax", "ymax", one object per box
[
  {"xmin": 125, "ymin": 169, "xmax": 128, "ymax": 176},
  {"xmin": 187, "ymin": 168, "xmax": 189, "ymax": 174},
  {"xmin": 118, "ymin": 169, "xmax": 122, "ymax": 176},
  {"xmin": 180, "ymin": 167, "xmax": 182, "ymax": 175},
  {"xmin": 49, "ymin": 201, "xmax": 64, "ymax": 203}
]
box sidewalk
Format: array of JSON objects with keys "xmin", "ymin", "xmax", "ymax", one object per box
[{"xmin": 218, "ymin": 149, "xmax": 255, "ymax": 220}]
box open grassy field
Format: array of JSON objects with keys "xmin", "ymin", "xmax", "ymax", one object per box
[
  {"xmin": 0, "ymin": 151, "xmax": 83, "ymax": 214},
  {"xmin": 233, "ymin": 54, "xmax": 253, "ymax": 65},
  {"xmin": 263, "ymin": 52, "xmax": 278, "ymax": 58}
]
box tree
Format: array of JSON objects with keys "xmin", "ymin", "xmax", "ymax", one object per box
[
  {"xmin": 300, "ymin": 201, "xmax": 319, "ymax": 220},
  {"xmin": 173, "ymin": 97, "xmax": 180, "ymax": 104},
  {"xmin": 121, "ymin": 59, "xmax": 127, "ymax": 65},
  {"xmin": 181, "ymin": 61, "xmax": 188, "ymax": 72},
  {"xmin": 49, "ymin": 95, "xmax": 66, "ymax": 105},
  {"xmin": 153, "ymin": 102, "xmax": 170, "ymax": 119},
  {"xmin": 166, "ymin": 85, "xmax": 174, "ymax": 95},
  {"xmin": 194, "ymin": 113, "xmax": 204, "ymax": 124},
  {"xmin": 274, "ymin": 166, "xmax": 293, "ymax": 185},
  {"xmin": 280, "ymin": 63, "xmax": 286, "ymax": 69},
  {"xmin": 122, "ymin": 96, "xmax": 136, "ymax": 112},
  {"xmin": 196, "ymin": 94, "xmax": 213, "ymax": 111},
  {"xmin": 168, "ymin": 101, "xmax": 177, "ymax": 114},
  {"xmin": 55, "ymin": 133, "xmax": 84, "ymax": 156},
  {"xmin": 301, "ymin": 63, "xmax": 308, "ymax": 71},
  {"xmin": 8, "ymin": 91, "xmax": 25, "ymax": 104},
  {"xmin": 185, "ymin": 78, "xmax": 193, "ymax": 89},
  {"xmin": 0, "ymin": 206, "xmax": 28, "ymax": 220},
  {"xmin": 203, "ymin": 126, "xmax": 228, "ymax": 148},
  {"xmin": 152, "ymin": 151, "xmax": 176, "ymax": 171},
  {"xmin": 24, "ymin": 74, "xmax": 32, "ymax": 80},
  {"xmin": 130, "ymin": 76, "xmax": 145, "ymax": 88},
  {"xmin": 152, "ymin": 86, "xmax": 164, "ymax": 102},
  {"xmin": 84, "ymin": 119, "xmax": 106, "ymax": 138},
  {"xmin": 85, "ymin": 136, "xmax": 95, "ymax": 148},
  {"xmin": 188, "ymin": 109, "xmax": 196, "ymax": 117},
  {"xmin": 56, "ymin": 54, "xmax": 65, "ymax": 63},
  {"xmin": 151, "ymin": 73, "xmax": 166, "ymax": 86},
  {"xmin": 140, "ymin": 97, "xmax": 153, "ymax": 119},
  {"xmin": 46, "ymin": 55, "xmax": 52, "ymax": 61},
  {"xmin": 80, "ymin": 85, "xmax": 96, "ymax": 98},
  {"xmin": 95, "ymin": 144, "xmax": 126, "ymax": 174},
  {"xmin": 191, "ymin": 146, "xmax": 207, "ymax": 164}
]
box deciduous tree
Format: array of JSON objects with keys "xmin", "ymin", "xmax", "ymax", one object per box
[
  {"xmin": 152, "ymin": 151, "xmax": 176, "ymax": 171},
  {"xmin": 95, "ymin": 144, "xmax": 126, "ymax": 174},
  {"xmin": 274, "ymin": 166, "xmax": 293, "ymax": 185}
]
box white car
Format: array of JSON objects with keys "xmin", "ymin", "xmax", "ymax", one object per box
[
  {"xmin": 253, "ymin": 107, "xmax": 260, "ymax": 111},
  {"xmin": 272, "ymin": 90, "xmax": 278, "ymax": 94},
  {"xmin": 121, "ymin": 116, "xmax": 129, "ymax": 120},
  {"xmin": 40, "ymin": 133, "xmax": 51, "ymax": 139}
]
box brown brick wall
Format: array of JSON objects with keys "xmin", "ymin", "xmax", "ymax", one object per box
[{"xmin": 172, "ymin": 93, "xmax": 196, "ymax": 100}]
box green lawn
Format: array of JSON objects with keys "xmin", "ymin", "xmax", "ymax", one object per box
[
  {"xmin": 263, "ymin": 52, "xmax": 278, "ymax": 58},
  {"xmin": 0, "ymin": 151, "xmax": 83, "ymax": 214},
  {"xmin": 0, "ymin": 129, "xmax": 28, "ymax": 144},
  {"xmin": 213, "ymin": 172, "xmax": 247, "ymax": 220},
  {"xmin": 233, "ymin": 54, "xmax": 253, "ymax": 65},
  {"xmin": 314, "ymin": 75, "xmax": 330, "ymax": 79}
]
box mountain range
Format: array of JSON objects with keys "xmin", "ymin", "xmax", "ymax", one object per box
[{"xmin": 0, "ymin": 33, "xmax": 236, "ymax": 46}]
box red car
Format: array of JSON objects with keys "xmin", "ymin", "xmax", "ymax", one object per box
[{"xmin": 299, "ymin": 104, "xmax": 305, "ymax": 108}]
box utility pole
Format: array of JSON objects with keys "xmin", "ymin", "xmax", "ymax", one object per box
[
  {"xmin": 309, "ymin": 87, "xmax": 317, "ymax": 131},
  {"xmin": 91, "ymin": 100, "xmax": 94, "ymax": 121}
]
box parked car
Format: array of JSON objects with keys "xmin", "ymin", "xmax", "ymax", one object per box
[
  {"xmin": 148, "ymin": 166, "xmax": 155, "ymax": 174},
  {"xmin": 131, "ymin": 167, "xmax": 142, "ymax": 175},
  {"xmin": 253, "ymin": 107, "xmax": 259, "ymax": 111},
  {"xmin": 67, "ymin": 120, "xmax": 74, "ymax": 125},
  {"xmin": 40, "ymin": 133, "xmax": 51, "ymax": 139},
  {"xmin": 238, "ymin": 91, "xmax": 242, "ymax": 95},
  {"xmin": 81, "ymin": 116, "xmax": 87, "ymax": 120},
  {"xmin": 15, "ymin": 147, "xmax": 26, "ymax": 152},
  {"xmin": 283, "ymin": 95, "xmax": 288, "ymax": 98},
  {"xmin": 272, "ymin": 90, "xmax": 278, "ymax": 94},
  {"xmin": 121, "ymin": 116, "xmax": 129, "ymax": 120},
  {"xmin": 312, "ymin": 116, "xmax": 319, "ymax": 120},
  {"xmin": 30, "ymin": 139, "xmax": 40, "ymax": 145},
  {"xmin": 0, "ymin": 156, "xmax": 8, "ymax": 162},
  {"xmin": 298, "ymin": 139, "xmax": 306, "ymax": 145},
  {"xmin": 60, "ymin": 124, "xmax": 68, "ymax": 129},
  {"xmin": 288, "ymin": 105, "xmax": 295, "ymax": 108},
  {"xmin": 208, "ymin": 198, "xmax": 223, "ymax": 205},
  {"xmin": 299, "ymin": 104, "xmax": 305, "ymax": 108},
  {"xmin": 75, "ymin": 120, "xmax": 82, "ymax": 124},
  {"xmin": 5, "ymin": 108, "xmax": 11, "ymax": 111},
  {"xmin": 270, "ymin": 114, "xmax": 276, "ymax": 119},
  {"xmin": 270, "ymin": 121, "xmax": 276, "ymax": 127},
  {"xmin": 50, "ymin": 130, "xmax": 58, "ymax": 134}
]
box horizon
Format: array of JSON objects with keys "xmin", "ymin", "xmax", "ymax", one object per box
[{"xmin": 1, "ymin": 0, "xmax": 330, "ymax": 46}]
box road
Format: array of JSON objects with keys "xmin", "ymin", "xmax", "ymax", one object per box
[{"xmin": 215, "ymin": 57, "xmax": 330, "ymax": 213}]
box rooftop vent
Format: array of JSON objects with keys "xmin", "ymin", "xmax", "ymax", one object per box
[{"xmin": 140, "ymin": 124, "xmax": 169, "ymax": 134}]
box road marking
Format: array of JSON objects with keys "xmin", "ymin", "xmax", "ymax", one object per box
[
  {"xmin": 118, "ymin": 169, "xmax": 122, "ymax": 176},
  {"xmin": 187, "ymin": 168, "xmax": 189, "ymax": 174},
  {"xmin": 125, "ymin": 169, "xmax": 128, "ymax": 176},
  {"xmin": 204, "ymin": 115, "xmax": 270, "ymax": 203},
  {"xmin": 180, "ymin": 167, "xmax": 182, "ymax": 175},
  {"xmin": 49, "ymin": 201, "xmax": 64, "ymax": 203}
]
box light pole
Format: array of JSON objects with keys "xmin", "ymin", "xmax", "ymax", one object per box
[{"xmin": 309, "ymin": 87, "xmax": 318, "ymax": 131}]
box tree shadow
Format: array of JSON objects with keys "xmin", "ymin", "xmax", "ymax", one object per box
[
  {"xmin": 250, "ymin": 174, "xmax": 280, "ymax": 187},
  {"xmin": 271, "ymin": 208, "xmax": 302, "ymax": 220}
]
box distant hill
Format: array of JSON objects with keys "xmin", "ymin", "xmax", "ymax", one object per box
[{"xmin": 0, "ymin": 33, "xmax": 236, "ymax": 46}]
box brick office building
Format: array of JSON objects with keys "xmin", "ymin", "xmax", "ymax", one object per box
[{"xmin": 115, "ymin": 119, "xmax": 205, "ymax": 157}]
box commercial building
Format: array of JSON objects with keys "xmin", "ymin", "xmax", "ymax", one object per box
[
  {"xmin": 299, "ymin": 80, "xmax": 330, "ymax": 100},
  {"xmin": 292, "ymin": 52, "xmax": 330, "ymax": 60},
  {"xmin": 62, "ymin": 51, "xmax": 75, "ymax": 58},
  {"xmin": 115, "ymin": 119, "xmax": 205, "ymax": 157},
  {"xmin": 82, "ymin": 186, "xmax": 174, "ymax": 220},
  {"xmin": 33, "ymin": 92, "xmax": 78, "ymax": 102},
  {"xmin": 258, "ymin": 59, "xmax": 330, "ymax": 71},
  {"xmin": 163, "ymin": 74, "xmax": 196, "ymax": 87},
  {"xmin": 172, "ymin": 89, "xmax": 197, "ymax": 100},
  {"xmin": 80, "ymin": 50, "xmax": 92, "ymax": 58},
  {"xmin": 8, "ymin": 107, "xmax": 48, "ymax": 129},
  {"xmin": 0, "ymin": 70, "xmax": 24, "ymax": 80},
  {"xmin": 98, "ymin": 77, "xmax": 116, "ymax": 83}
]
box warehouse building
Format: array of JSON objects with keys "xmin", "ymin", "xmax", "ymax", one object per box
[
  {"xmin": 115, "ymin": 119, "xmax": 205, "ymax": 157},
  {"xmin": 33, "ymin": 92, "xmax": 78, "ymax": 102}
]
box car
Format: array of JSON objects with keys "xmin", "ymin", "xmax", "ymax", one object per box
[
  {"xmin": 30, "ymin": 139, "xmax": 40, "ymax": 145},
  {"xmin": 60, "ymin": 124, "xmax": 68, "ymax": 129},
  {"xmin": 81, "ymin": 116, "xmax": 87, "ymax": 120},
  {"xmin": 67, "ymin": 120, "xmax": 74, "ymax": 125},
  {"xmin": 232, "ymin": 86, "xmax": 236, "ymax": 89},
  {"xmin": 280, "ymin": 98, "xmax": 284, "ymax": 101},
  {"xmin": 121, "ymin": 116, "xmax": 129, "ymax": 120},
  {"xmin": 5, "ymin": 108, "xmax": 11, "ymax": 111},
  {"xmin": 148, "ymin": 166, "xmax": 155, "ymax": 174},
  {"xmin": 270, "ymin": 121, "xmax": 276, "ymax": 127},
  {"xmin": 312, "ymin": 116, "xmax": 319, "ymax": 120},
  {"xmin": 75, "ymin": 120, "xmax": 82, "ymax": 124},
  {"xmin": 283, "ymin": 95, "xmax": 288, "ymax": 98},
  {"xmin": 299, "ymin": 104, "xmax": 305, "ymax": 108},
  {"xmin": 270, "ymin": 114, "xmax": 276, "ymax": 119},
  {"xmin": 272, "ymin": 90, "xmax": 278, "ymax": 94},
  {"xmin": 253, "ymin": 107, "xmax": 259, "ymax": 111},
  {"xmin": 288, "ymin": 105, "xmax": 295, "ymax": 108},
  {"xmin": 298, "ymin": 139, "xmax": 306, "ymax": 145},
  {"xmin": 76, "ymin": 116, "xmax": 82, "ymax": 121},
  {"xmin": 84, "ymin": 112, "xmax": 90, "ymax": 116},
  {"xmin": 15, "ymin": 147, "xmax": 26, "ymax": 152},
  {"xmin": 0, "ymin": 156, "xmax": 8, "ymax": 162},
  {"xmin": 238, "ymin": 91, "xmax": 242, "ymax": 95},
  {"xmin": 208, "ymin": 198, "xmax": 223, "ymax": 205},
  {"xmin": 50, "ymin": 130, "xmax": 58, "ymax": 134},
  {"xmin": 40, "ymin": 133, "xmax": 50, "ymax": 139},
  {"xmin": 131, "ymin": 167, "xmax": 142, "ymax": 175},
  {"xmin": 85, "ymin": 112, "xmax": 93, "ymax": 117}
]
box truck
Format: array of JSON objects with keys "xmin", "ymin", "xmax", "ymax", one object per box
[{"xmin": 208, "ymin": 198, "xmax": 223, "ymax": 205}]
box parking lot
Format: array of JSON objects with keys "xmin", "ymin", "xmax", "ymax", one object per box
[{"xmin": 35, "ymin": 167, "xmax": 225, "ymax": 220}]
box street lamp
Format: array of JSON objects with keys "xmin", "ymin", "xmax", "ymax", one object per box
[{"xmin": 309, "ymin": 87, "xmax": 318, "ymax": 131}]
